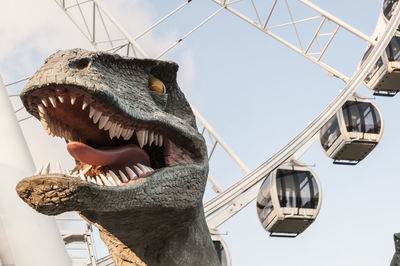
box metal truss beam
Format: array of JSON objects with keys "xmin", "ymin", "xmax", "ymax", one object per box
[{"xmin": 211, "ymin": 0, "xmax": 376, "ymax": 83}]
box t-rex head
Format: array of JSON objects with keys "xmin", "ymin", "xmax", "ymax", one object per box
[{"xmin": 16, "ymin": 49, "xmax": 216, "ymax": 265}]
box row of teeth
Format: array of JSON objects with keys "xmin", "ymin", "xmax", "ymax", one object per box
[
  {"xmin": 37, "ymin": 95, "xmax": 164, "ymax": 148},
  {"xmin": 35, "ymin": 162, "xmax": 154, "ymax": 186}
]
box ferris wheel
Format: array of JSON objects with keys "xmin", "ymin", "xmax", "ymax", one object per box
[{"xmin": 1, "ymin": 1, "xmax": 400, "ymax": 265}]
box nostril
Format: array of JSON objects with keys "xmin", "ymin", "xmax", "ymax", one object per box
[{"xmin": 70, "ymin": 58, "xmax": 90, "ymax": 70}]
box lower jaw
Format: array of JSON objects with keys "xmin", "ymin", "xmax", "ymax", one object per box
[{"xmin": 16, "ymin": 162, "xmax": 206, "ymax": 215}]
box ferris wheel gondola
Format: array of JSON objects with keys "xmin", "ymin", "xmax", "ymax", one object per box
[
  {"xmin": 210, "ymin": 229, "xmax": 231, "ymax": 266},
  {"xmin": 362, "ymin": 33, "xmax": 400, "ymax": 96},
  {"xmin": 319, "ymin": 95, "xmax": 383, "ymax": 165},
  {"xmin": 383, "ymin": 0, "xmax": 399, "ymax": 23},
  {"xmin": 256, "ymin": 162, "xmax": 322, "ymax": 238},
  {"xmin": 362, "ymin": 0, "xmax": 400, "ymax": 96}
]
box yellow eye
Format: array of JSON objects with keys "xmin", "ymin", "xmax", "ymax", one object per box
[{"xmin": 148, "ymin": 77, "xmax": 166, "ymax": 94}]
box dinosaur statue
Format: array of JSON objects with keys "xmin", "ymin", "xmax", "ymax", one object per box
[
  {"xmin": 392, "ymin": 233, "xmax": 400, "ymax": 266},
  {"xmin": 16, "ymin": 48, "xmax": 221, "ymax": 266}
]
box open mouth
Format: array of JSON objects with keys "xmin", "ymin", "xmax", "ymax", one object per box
[{"xmin": 27, "ymin": 85, "xmax": 196, "ymax": 187}]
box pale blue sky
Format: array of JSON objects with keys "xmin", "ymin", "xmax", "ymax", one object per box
[{"xmin": 1, "ymin": 1, "xmax": 399, "ymax": 265}]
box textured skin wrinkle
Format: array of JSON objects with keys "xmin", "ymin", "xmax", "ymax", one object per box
[{"xmin": 16, "ymin": 49, "xmax": 220, "ymax": 266}]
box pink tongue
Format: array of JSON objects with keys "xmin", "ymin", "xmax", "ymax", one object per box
[{"xmin": 67, "ymin": 141, "xmax": 150, "ymax": 168}]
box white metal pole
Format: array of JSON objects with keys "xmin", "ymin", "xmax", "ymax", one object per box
[{"xmin": 0, "ymin": 75, "xmax": 71, "ymax": 266}]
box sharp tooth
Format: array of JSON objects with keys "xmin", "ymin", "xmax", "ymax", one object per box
[
  {"xmin": 125, "ymin": 166, "xmax": 137, "ymax": 180},
  {"xmin": 95, "ymin": 176, "xmax": 103, "ymax": 186},
  {"xmin": 109, "ymin": 123, "xmax": 117, "ymax": 139},
  {"xmin": 100, "ymin": 174, "xmax": 112, "ymax": 186},
  {"xmin": 137, "ymin": 163, "xmax": 148, "ymax": 174},
  {"xmin": 34, "ymin": 165, "xmax": 43, "ymax": 175},
  {"xmin": 154, "ymin": 134, "xmax": 159, "ymax": 146},
  {"xmin": 133, "ymin": 165, "xmax": 143, "ymax": 176},
  {"xmin": 116, "ymin": 126, "xmax": 123, "ymax": 139},
  {"xmin": 104, "ymin": 120, "xmax": 112, "ymax": 131},
  {"xmin": 82, "ymin": 165, "xmax": 92, "ymax": 175},
  {"xmin": 70, "ymin": 96, "xmax": 76, "ymax": 105},
  {"xmin": 92, "ymin": 110, "xmax": 102, "ymax": 124},
  {"xmin": 48, "ymin": 97, "xmax": 57, "ymax": 108},
  {"xmin": 108, "ymin": 171, "xmax": 122, "ymax": 185},
  {"xmin": 125, "ymin": 129, "xmax": 134, "ymax": 140},
  {"xmin": 42, "ymin": 162, "xmax": 50, "ymax": 175},
  {"xmin": 89, "ymin": 177, "xmax": 97, "ymax": 184},
  {"xmin": 58, "ymin": 95, "xmax": 64, "ymax": 103},
  {"xmin": 118, "ymin": 170, "xmax": 129, "ymax": 183},
  {"xmin": 144, "ymin": 130, "xmax": 149, "ymax": 146},
  {"xmin": 38, "ymin": 104, "xmax": 46, "ymax": 115},
  {"xmin": 105, "ymin": 174, "xmax": 117, "ymax": 186},
  {"xmin": 82, "ymin": 101, "xmax": 88, "ymax": 110},
  {"xmin": 121, "ymin": 128, "xmax": 128, "ymax": 139},
  {"xmin": 40, "ymin": 118, "xmax": 49, "ymax": 130},
  {"xmin": 136, "ymin": 129, "xmax": 146, "ymax": 148},
  {"xmin": 128, "ymin": 129, "xmax": 135, "ymax": 139},
  {"xmin": 89, "ymin": 106, "xmax": 95, "ymax": 119},
  {"xmin": 158, "ymin": 135, "xmax": 163, "ymax": 147},
  {"xmin": 79, "ymin": 171, "xmax": 86, "ymax": 181},
  {"xmin": 143, "ymin": 165, "xmax": 153, "ymax": 173},
  {"xmin": 148, "ymin": 131, "xmax": 154, "ymax": 146},
  {"xmin": 55, "ymin": 162, "xmax": 62, "ymax": 173},
  {"xmin": 41, "ymin": 99, "xmax": 48, "ymax": 107},
  {"xmin": 98, "ymin": 116, "xmax": 109, "ymax": 129},
  {"xmin": 114, "ymin": 124, "xmax": 121, "ymax": 137}
]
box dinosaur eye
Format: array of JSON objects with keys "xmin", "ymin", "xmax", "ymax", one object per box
[{"xmin": 148, "ymin": 77, "xmax": 166, "ymax": 94}]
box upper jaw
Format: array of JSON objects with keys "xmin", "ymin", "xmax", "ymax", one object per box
[
  {"xmin": 21, "ymin": 83, "xmax": 207, "ymax": 188},
  {"xmin": 22, "ymin": 82, "xmax": 202, "ymax": 154}
]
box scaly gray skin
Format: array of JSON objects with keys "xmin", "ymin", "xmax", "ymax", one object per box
[
  {"xmin": 392, "ymin": 233, "xmax": 400, "ymax": 266},
  {"xmin": 16, "ymin": 49, "xmax": 220, "ymax": 266}
]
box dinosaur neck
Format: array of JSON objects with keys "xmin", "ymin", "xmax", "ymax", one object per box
[{"xmin": 81, "ymin": 204, "xmax": 220, "ymax": 266}]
